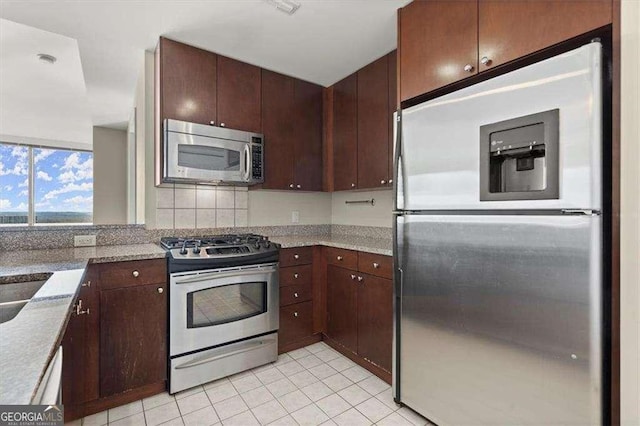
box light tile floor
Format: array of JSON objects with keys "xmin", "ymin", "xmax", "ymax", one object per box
[{"xmin": 66, "ymin": 342, "xmax": 432, "ymax": 426}]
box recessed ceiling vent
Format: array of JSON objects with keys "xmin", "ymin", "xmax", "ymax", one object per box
[
  {"xmin": 263, "ymin": 0, "xmax": 301, "ymax": 15},
  {"xmin": 37, "ymin": 53, "xmax": 57, "ymax": 64}
]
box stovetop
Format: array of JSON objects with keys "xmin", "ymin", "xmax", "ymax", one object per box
[{"xmin": 162, "ymin": 233, "xmax": 280, "ymax": 273}]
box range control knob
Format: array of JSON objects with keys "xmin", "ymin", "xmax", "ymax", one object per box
[
  {"xmin": 254, "ymin": 242, "xmax": 261, "ymax": 250},
  {"xmin": 192, "ymin": 246, "xmax": 201, "ymax": 254}
]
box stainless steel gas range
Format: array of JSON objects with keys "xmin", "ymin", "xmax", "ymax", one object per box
[{"xmin": 161, "ymin": 234, "xmax": 281, "ymax": 394}]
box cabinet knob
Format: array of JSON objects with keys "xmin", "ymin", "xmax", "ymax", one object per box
[
  {"xmin": 389, "ymin": 179, "xmax": 393, "ymax": 184},
  {"xmin": 351, "ymin": 274, "xmax": 356, "ymax": 280},
  {"xmin": 82, "ymin": 280, "xmax": 91, "ymax": 287},
  {"xmin": 296, "ymin": 184, "xmax": 301, "ymax": 189},
  {"xmin": 289, "ymin": 183, "xmax": 295, "ymax": 189},
  {"xmin": 463, "ymin": 64, "xmax": 474, "ymax": 72},
  {"xmin": 357, "ymin": 276, "xmax": 364, "ymax": 282},
  {"xmin": 220, "ymin": 122, "xmax": 226, "ymax": 127},
  {"xmin": 294, "ymin": 254, "xmax": 300, "ymax": 260},
  {"xmin": 294, "ymin": 273, "xmax": 299, "ymax": 279},
  {"xmin": 132, "ymin": 270, "xmax": 139, "ymax": 278},
  {"xmin": 209, "ymin": 120, "xmax": 215, "ymax": 126},
  {"xmin": 373, "ymin": 262, "xmax": 380, "ymax": 269},
  {"xmin": 294, "ymin": 312, "xmax": 298, "ymax": 317},
  {"xmin": 337, "ymin": 256, "xmax": 343, "ymax": 261},
  {"xmin": 480, "ymin": 56, "xmax": 492, "ymax": 66},
  {"xmin": 294, "ymin": 292, "xmax": 299, "ymax": 298},
  {"xmin": 381, "ymin": 180, "xmax": 386, "ymax": 185},
  {"xmin": 158, "ymin": 287, "xmax": 164, "ymax": 294},
  {"xmin": 351, "ymin": 183, "xmax": 356, "ymax": 188}
]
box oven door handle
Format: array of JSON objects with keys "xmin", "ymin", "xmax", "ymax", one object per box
[
  {"xmin": 173, "ymin": 266, "xmax": 278, "ymax": 285},
  {"xmin": 174, "ymin": 336, "xmax": 277, "ymax": 370}
]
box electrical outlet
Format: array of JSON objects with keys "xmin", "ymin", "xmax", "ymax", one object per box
[
  {"xmin": 74, "ymin": 235, "xmax": 96, "ymax": 247},
  {"xmin": 291, "ymin": 210, "xmax": 300, "ymax": 224}
]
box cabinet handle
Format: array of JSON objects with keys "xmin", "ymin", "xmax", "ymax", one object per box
[
  {"xmin": 337, "ymin": 256, "xmax": 343, "ymax": 261},
  {"xmin": 381, "ymin": 180, "xmax": 386, "ymax": 185},
  {"xmin": 220, "ymin": 123, "xmax": 226, "ymax": 127},
  {"xmin": 294, "ymin": 273, "xmax": 299, "ymax": 279},
  {"xmin": 296, "ymin": 184, "xmax": 301, "ymax": 189},
  {"xmin": 480, "ymin": 56, "xmax": 492, "ymax": 66},
  {"xmin": 350, "ymin": 274, "xmax": 356, "ymax": 280},
  {"xmin": 289, "ymin": 184, "xmax": 295, "ymax": 189},
  {"xmin": 294, "ymin": 312, "xmax": 298, "ymax": 317},
  {"xmin": 357, "ymin": 276, "xmax": 364, "ymax": 282},
  {"xmin": 132, "ymin": 270, "xmax": 139, "ymax": 278},
  {"xmin": 82, "ymin": 280, "xmax": 91, "ymax": 287},
  {"xmin": 209, "ymin": 120, "xmax": 215, "ymax": 125},
  {"xmin": 294, "ymin": 292, "xmax": 299, "ymax": 298},
  {"xmin": 351, "ymin": 183, "xmax": 356, "ymax": 188},
  {"xmin": 373, "ymin": 262, "xmax": 380, "ymax": 269},
  {"xmin": 158, "ymin": 287, "xmax": 164, "ymax": 294},
  {"xmin": 463, "ymin": 64, "xmax": 474, "ymax": 72},
  {"xmin": 75, "ymin": 299, "xmax": 89, "ymax": 316},
  {"xmin": 294, "ymin": 254, "xmax": 300, "ymax": 260}
]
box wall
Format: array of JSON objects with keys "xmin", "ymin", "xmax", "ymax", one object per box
[
  {"xmin": 92, "ymin": 126, "xmax": 127, "ymax": 224},
  {"xmin": 249, "ymin": 190, "xmax": 331, "ymax": 226},
  {"xmin": 620, "ymin": 0, "xmax": 640, "ymax": 424},
  {"xmin": 331, "ymin": 189, "xmax": 393, "ymax": 227}
]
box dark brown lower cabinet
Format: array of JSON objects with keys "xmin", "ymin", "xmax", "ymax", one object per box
[
  {"xmin": 100, "ymin": 283, "xmax": 167, "ymax": 396},
  {"xmin": 357, "ymin": 273, "xmax": 393, "ymax": 371},
  {"xmin": 326, "ymin": 265, "xmax": 358, "ymax": 353}
]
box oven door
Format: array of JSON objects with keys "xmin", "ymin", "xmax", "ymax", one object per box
[
  {"xmin": 165, "ymin": 130, "xmax": 251, "ymax": 183},
  {"xmin": 169, "ymin": 263, "xmax": 279, "ymax": 357}
]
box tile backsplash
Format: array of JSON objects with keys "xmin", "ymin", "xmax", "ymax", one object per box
[{"xmin": 154, "ymin": 185, "xmax": 248, "ymax": 229}]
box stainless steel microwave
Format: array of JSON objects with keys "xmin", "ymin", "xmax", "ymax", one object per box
[{"xmin": 163, "ymin": 119, "xmax": 264, "ymax": 185}]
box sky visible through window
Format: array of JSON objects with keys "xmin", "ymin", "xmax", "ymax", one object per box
[{"xmin": 0, "ymin": 143, "xmax": 93, "ymax": 224}]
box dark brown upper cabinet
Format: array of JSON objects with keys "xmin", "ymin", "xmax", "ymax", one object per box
[
  {"xmin": 217, "ymin": 55, "xmax": 262, "ymax": 133},
  {"xmin": 158, "ymin": 37, "xmax": 217, "ymax": 126},
  {"xmin": 357, "ymin": 54, "xmax": 390, "ymax": 189},
  {"xmin": 398, "ymin": 0, "xmax": 478, "ymax": 102},
  {"xmin": 332, "ymin": 73, "xmax": 359, "ymax": 191},
  {"xmin": 388, "ymin": 50, "xmax": 397, "ymax": 179},
  {"xmin": 261, "ymin": 70, "xmax": 323, "ymax": 191},
  {"xmin": 478, "ymin": 0, "xmax": 612, "ymax": 70},
  {"xmin": 398, "ymin": 0, "xmax": 613, "ymax": 102}
]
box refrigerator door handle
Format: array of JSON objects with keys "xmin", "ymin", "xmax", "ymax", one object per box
[{"xmin": 393, "ymin": 111, "xmax": 404, "ymax": 211}]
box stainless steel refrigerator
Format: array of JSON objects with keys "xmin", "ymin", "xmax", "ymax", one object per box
[{"xmin": 393, "ymin": 42, "xmax": 606, "ymax": 425}]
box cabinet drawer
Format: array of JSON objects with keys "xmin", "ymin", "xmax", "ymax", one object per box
[
  {"xmin": 98, "ymin": 259, "xmax": 167, "ymax": 290},
  {"xmin": 280, "ymin": 283, "xmax": 312, "ymax": 306},
  {"xmin": 280, "ymin": 265, "xmax": 312, "ymax": 287},
  {"xmin": 280, "ymin": 247, "xmax": 313, "ymax": 267},
  {"xmin": 279, "ymin": 301, "xmax": 314, "ymax": 344},
  {"xmin": 358, "ymin": 252, "xmax": 393, "ymax": 279},
  {"xmin": 325, "ymin": 247, "xmax": 358, "ymax": 270}
]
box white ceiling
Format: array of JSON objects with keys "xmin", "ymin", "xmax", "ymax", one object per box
[{"xmin": 0, "ymin": 0, "xmax": 410, "ymax": 133}]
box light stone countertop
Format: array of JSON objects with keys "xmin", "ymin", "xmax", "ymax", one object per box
[{"xmin": 270, "ymin": 234, "xmax": 392, "ymax": 256}]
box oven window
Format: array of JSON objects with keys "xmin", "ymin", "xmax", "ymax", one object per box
[
  {"xmin": 178, "ymin": 144, "xmax": 240, "ymax": 172},
  {"xmin": 187, "ymin": 282, "xmax": 267, "ymax": 328}
]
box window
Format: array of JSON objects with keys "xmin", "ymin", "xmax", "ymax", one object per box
[{"xmin": 0, "ymin": 143, "xmax": 93, "ymax": 225}]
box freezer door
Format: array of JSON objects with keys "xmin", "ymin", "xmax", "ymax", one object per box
[
  {"xmin": 396, "ymin": 214, "xmax": 602, "ymax": 425},
  {"xmin": 398, "ymin": 42, "xmax": 602, "ymax": 210}
]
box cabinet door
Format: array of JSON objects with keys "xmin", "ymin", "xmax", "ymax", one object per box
[
  {"xmin": 159, "ymin": 37, "xmax": 217, "ymax": 126},
  {"xmin": 332, "ymin": 73, "xmax": 358, "ymax": 191},
  {"xmin": 398, "ymin": 0, "xmax": 478, "ymax": 101},
  {"xmin": 217, "ymin": 56, "xmax": 262, "ymax": 133},
  {"xmin": 357, "ymin": 274, "xmax": 393, "ymax": 372},
  {"xmin": 100, "ymin": 284, "xmax": 167, "ymax": 397},
  {"xmin": 326, "ymin": 265, "xmax": 358, "ymax": 352},
  {"xmin": 388, "ymin": 50, "xmax": 397, "ymax": 185},
  {"xmin": 262, "ymin": 70, "xmax": 295, "ymax": 190},
  {"xmin": 478, "ymin": 0, "xmax": 612, "ymax": 70},
  {"xmin": 62, "ymin": 303, "xmax": 86, "ymax": 410},
  {"xmin": 293, "ymin": 79, "xmax": 323, "ymax": 191},
  {"xmin": 357, "ymin": 55, "xmax": 390, "ymax": 189}
]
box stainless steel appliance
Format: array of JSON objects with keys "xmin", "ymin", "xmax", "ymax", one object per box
[
  {"xmin": 393, "ymin": 42, "xmax": 607, "ymax": 425},
  {"xmin": 163, "ymin": 234, "xmax": 280, "ymax": 394},
  {"xmin": 162, "ymin": 119, "xmax": 264, "ymax": 185}
]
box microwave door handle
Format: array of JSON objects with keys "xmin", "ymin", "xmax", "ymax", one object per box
[{"xmin": 243, "ymin": 144, "xmax": 251, "ymax": 181}]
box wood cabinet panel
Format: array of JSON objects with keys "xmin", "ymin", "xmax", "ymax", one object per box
[
  {"xmin": 99, "ymin": 283, "xmax": 167, "ymax": 397},
  {"xmin": 280, "ymin": 247, "xmax": 313, "ymax": 267},
  {"xmin": 388, "ymin": 50, "xmax": 397, "ymax": 182},
  {"xmin": 478, "ymin": 0, "xmax": 612, "ymax": 69},
  {"xmin": 293, "ymin": 79, "xmax": 324, "ymax": 191},
  {"xmin": 326, "ymin": 265, "xmax": 358, "ymax": 352},
  {"xmin": 217, "ymin": 55, "xmax": 262, "ymax": 133},
  {"xmin": 159, "ymin": 38, "xmax": 217, "ymax": 126},
  {"xmin": 332, "ymin": 74, "xmax": 358, "ymax": 191},
  {"xmin": 325, "ymin": 247, "xmax": 358, "ymax": 270},
  {"xmin": 280, "ymin": 283, "xmax": 313, "ymax": 306},
  {"xmin": 357, "ymin": 274, "xmax": 393, "ymax": 372},
  {"xmin": 62, "ymin": 295, "xmax": 87, "ymax": 410},
  {"xmin": 279, "ymin": 265, "xmax": 313, "ymax": 287},
  {"xmin": 358, "ymin": 252, "xmax": 393, "ymax": 280},
  {"xmin": 262, "ymin": 70, "xmax": 295, "ymax": 190},
  {"xmin": 279, "ymin": 301, "xmax": 314, "ymax": 347},
  {"xmin": 399, "ymin": 0, "xmax": 478, "ymax": 101},
  {"xmin": 357, "ymin": 55, "xmax": 390, "ymax": 189},
  {"xmin": 97, "ymin": 259, "xmax": 166, "ymax": 290}
]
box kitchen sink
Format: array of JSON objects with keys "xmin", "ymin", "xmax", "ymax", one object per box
[{"xmin": 0, "ymin": 279, "xmax": 49, "ymax": 324}]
